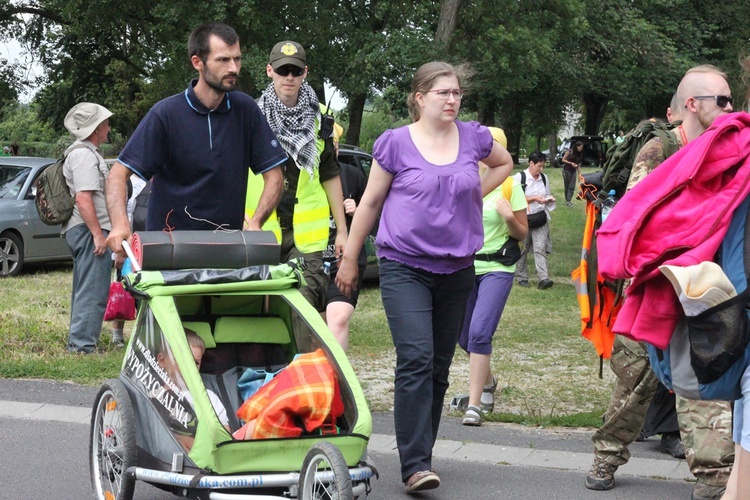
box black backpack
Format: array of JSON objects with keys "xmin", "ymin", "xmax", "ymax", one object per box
[
  {"xmin": 519, "ymin": 170, "xmax": 547, "ymax": 191},
  {"xmin": 34, "ymin": 144, "xmax": 88, "ymax": 226},
  {"xmin": 132, "ymin": 180, "xmax": 152, "ymax": 232}
]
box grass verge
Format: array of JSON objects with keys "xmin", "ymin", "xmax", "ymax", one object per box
[{"xmin": 0, "ymin": 167, "xmax": 614, "ymax": 428}]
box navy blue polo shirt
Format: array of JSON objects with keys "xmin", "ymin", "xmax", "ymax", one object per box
[{"xmin": 118, "ymin": 80, "xmax": 287, "ymax": 231}]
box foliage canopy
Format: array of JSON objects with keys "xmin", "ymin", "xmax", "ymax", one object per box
[{"xmin": 1, "ymin": 0, "xmax": 749, "ymax": 152}]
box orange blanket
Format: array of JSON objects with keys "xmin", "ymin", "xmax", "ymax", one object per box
[{"xmin": 235, "ymin": 349, "xmax": 344, "ymax": 439}]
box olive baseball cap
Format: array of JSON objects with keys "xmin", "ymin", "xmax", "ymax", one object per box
[{"xmin": 269, "ymin": 41, "xmax": 306, "ymax": 70}]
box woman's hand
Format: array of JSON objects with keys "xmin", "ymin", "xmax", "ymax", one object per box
[
  {"xmin": 335, "ymin": 254, "xmax": 360, "ymax": 298},
  {"xmin": 495, "ymin": 197, "xmax": 514, "ymax": 220}
]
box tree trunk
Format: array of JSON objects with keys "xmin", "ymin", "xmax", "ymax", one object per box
[
  {"xmin": 548, "ymin": 132, "xmax": 558, "ymax": 161},
  {"xmin": 583, "ymin": 93, "xmax": 608, "ymax": 136},
  {"xmin": 435, "ymin": 0, "xmax": 462, "ymax": 52},
  {"xmin": 477, "ymin": 104, "xmax": 494, "ymax": 128},
  {"xmin": 345, "ymin": 92, "xmax": 367, "ymax": 147},
  {"xmin": 498, "ymin": 96, "xmax": 523, "ymax": 163}
]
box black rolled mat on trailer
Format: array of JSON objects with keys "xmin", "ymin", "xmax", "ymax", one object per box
[{"xmin": 131, "ymin": 230, "xmax": 281, "ymax": 270}]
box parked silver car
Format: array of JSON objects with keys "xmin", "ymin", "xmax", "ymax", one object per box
[{"xmin": 0, "ymin": 157, "xmax": 71, "ymax": 277}]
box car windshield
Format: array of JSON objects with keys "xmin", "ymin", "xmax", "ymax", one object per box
[{"xmin": 0, "ymin": 165, "xmax": 31, "ymax": 199}]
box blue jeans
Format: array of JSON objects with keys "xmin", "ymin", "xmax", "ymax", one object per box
[
  {"xmin": 379, "ymin": 258, "xmax": 475, "ymax": 481},
  {"xmin": 65, "ymin": 224, "xmax": 111, "ymax": 353}
]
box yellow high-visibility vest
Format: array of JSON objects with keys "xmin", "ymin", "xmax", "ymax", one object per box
[{"xmin": 245, "ymin": 112, "xmax": 330, "ymax": 253}]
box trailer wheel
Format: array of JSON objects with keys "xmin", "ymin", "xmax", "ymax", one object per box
[
  {"xmin": 299, "ymin": 441, "xmax": 353, "ymax": 500},
  {"xmin": 90, "ymin": 379, "xmax": 136, "ymax": 500}
]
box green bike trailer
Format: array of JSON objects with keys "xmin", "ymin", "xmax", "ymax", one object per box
[{"xmin": 89, "ymin": 247, "xmax": 375, "ymax": 500}]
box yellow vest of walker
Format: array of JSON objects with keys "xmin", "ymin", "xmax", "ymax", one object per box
[{"xmin": 245, "ymin": 109, "xmax": 330, "ymax": 253}]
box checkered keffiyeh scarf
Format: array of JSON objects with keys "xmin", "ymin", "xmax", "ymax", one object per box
[{"xmin": 258, "ymin": 82, "xmax": 320, "ymax": 177}]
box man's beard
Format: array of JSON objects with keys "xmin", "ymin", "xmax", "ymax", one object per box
[
  {"xmin": 696, "ymin": 105, "xmax": 722, "ymax": 131},
  {"xmin": 204, "ymin": 69, "xmax": 238, "ymax": 93}
]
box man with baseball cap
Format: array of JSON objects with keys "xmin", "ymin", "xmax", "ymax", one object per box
[
  {"xmin": 62, "ymin": 102, "xmax": 114, "ymax": 353},
  {"xmin": 246, "ymin": 40, "xmax": 347, "ymax": 311}
]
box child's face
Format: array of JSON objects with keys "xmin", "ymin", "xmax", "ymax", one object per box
[{"xmin": 190, "ymin": 346, "xmax": 205, "ymax": 370}]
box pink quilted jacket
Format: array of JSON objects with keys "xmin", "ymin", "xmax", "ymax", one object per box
[{"xmin": 597, "ymin": 112, "xmax": 750, "ymax": 349}]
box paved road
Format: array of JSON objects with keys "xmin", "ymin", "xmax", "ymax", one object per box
[{"xmin": 0, "ymin": 379, "xmax": 695, "ymax": 499}]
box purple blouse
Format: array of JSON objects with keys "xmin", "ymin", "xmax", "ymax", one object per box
[{"xmin": 373, "ymin": 120, "xmax": 493, "ymax": 274}]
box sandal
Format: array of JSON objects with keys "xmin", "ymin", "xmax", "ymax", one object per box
[
  {"xmin": 462, "ymin": 405, "xmax": 482, "ymax": 426},
  {"xmin": 480, "ymin": 375, "xmax": 498, "ymax": 413}
]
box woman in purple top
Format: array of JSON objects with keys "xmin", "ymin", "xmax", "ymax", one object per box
[{"xmin": 336, "ymin": 61, "xmax": 513, "ymax": 492}]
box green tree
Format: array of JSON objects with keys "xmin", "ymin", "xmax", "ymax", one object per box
[
  {"xmin": 451, "ymin": 0, "xmax": 584, "ymax": 158},
  {"xmin": 0, "ymin": 103, "xmax": 58, "ymax": 143},
  {"xmin": 312, "ymin": 0, "xmax": 438, "ymax": 146}
]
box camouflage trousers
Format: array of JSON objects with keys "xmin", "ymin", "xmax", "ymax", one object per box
[{"xmin": 592, "ymin": 335, "xmax": 734, "ymax": 485}]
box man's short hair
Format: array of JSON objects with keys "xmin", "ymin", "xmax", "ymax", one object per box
[
  {"xmin": 676, "ymin": 64, "xmax": 729, "ymax": 113},
  {"xmin": 668, "ymin": 91, "xmax": 684, "ymax": 123},
  {"xmin": 684, "ymin": 64, "xmax": 727, "ymax": 80},
  {"xmin": 188, "ymin": 22, "xmax": 239, "ymax": 63},
  {"xmin": 670, "ymin": 91, "xmax": 681, "ymax": 112}
]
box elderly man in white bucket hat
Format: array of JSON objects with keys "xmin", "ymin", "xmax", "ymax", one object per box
[{"xmin": 62, "ymin": 102, "xmax": 114, "ymax": 354}]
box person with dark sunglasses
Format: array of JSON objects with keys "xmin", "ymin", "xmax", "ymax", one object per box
[
  {"xmin": 248, "ymin": 40, "xmax": 348, "ymax": 313},
  {"xmin": 586, "ymin": 64, "xmax": 734, "ymax": 500},
  {"xmin": 687, "ymin": 95, "xmax": 733, "ymax": 109}
]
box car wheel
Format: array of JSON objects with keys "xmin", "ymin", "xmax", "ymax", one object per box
[
  {"xmin": 90, "ymin": 379, "xmax": 137, "ymax": 500},
  {"xmin": 0, "ymin": 231, "xmax": 23, "ymax": 278},
  {"xmin": 299, "ymin": 441, "xmax": 354, "ymax": 500}
]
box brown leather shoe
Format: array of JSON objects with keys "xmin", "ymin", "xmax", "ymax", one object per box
[{"xmin": 404, "ymin": 470, "xmax": 440, "ymax": 492}]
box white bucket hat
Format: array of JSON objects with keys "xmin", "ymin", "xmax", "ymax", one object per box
[
  {"xmin": 659, "ymin": 261, "xmax": 737, "ymax": 316},
  {"xmin": 64, "ymin": 102, "xmax": 112, "ymax": 141}
]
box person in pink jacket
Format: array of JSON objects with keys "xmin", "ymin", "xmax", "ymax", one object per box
[
  {"xmin": 598, "ymin": 71, "xmax": 742, "ymax": 350},
  {"xmin": 587, "ymin": 65, "xmax": 736, "ymax": 499}
]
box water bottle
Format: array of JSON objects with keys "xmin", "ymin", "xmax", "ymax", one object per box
[{"xmin": 601, "ymin": 190, "xmax": 616, "ymax": 223}]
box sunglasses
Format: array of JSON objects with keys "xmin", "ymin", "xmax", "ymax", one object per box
[
  {"xmin": 274, "ymin": 65, "xmax": 305, "ymax": 77},
  {"xmin": 692, "ymin": 95, "xmax": 733, "ymax": 108},
  {"xmin": 427, "ymin": 89, "xmax": 464, "ymax": 100}
]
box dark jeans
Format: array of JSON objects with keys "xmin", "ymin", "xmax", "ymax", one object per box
[
  {"xmin": 379, "ymin": 258, "xmax": 475, "ymax": 481},
  {"xmin": 562, "ymin": 169, "xmax": 577, "ymax": 203}
]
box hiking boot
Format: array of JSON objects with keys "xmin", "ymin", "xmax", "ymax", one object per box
[
  {"xmin": 659, "ymin": 432, "xmax": 685, "ymax": 459},
  {"xmin": 585, "ymin": 456, "xmax": 617, "ymax": 491},
  {"xmin": 691, "ymin": 482, "xmax": 726, "ymax": 500},
  {"xmin": 517, "ymin": 280, "xmax": 529, "ymax": 287},
  {"xmin": 404, "ymin": 470, "xmax": 440, "ymax": 492},
  {"xmin": 462, "ymin": 405, "xmax": 482, "ymax": 426},
  {"xmin": 538, "ymin": 279, "xmax": 554, "ymax": 290}
]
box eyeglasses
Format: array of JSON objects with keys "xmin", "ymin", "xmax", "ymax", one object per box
[
  {"xmin": 427, "ymin": 89, "xmax": 464, "ymax": 100},
  {"xmin": 691, "ymin": 95, "xmax": 733, "ymax": 108},
  {"xmin": 274, "ymin": 65, "xmax": 305, "ymax": 77}
]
